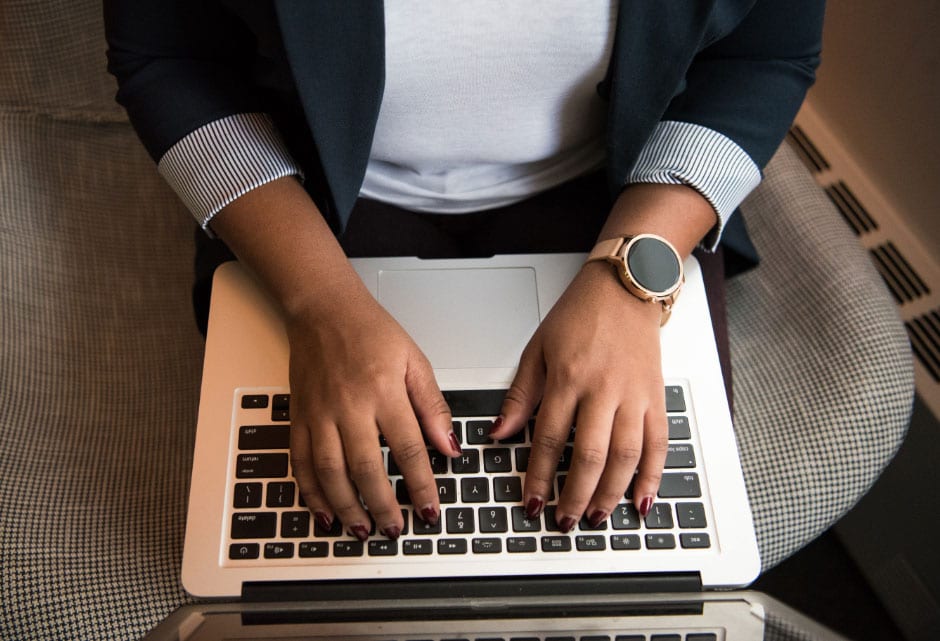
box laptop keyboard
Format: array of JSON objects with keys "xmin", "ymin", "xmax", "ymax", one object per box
[{"xmin": 226, "ymin": 385, "xmax": 714, "ymax": 565}]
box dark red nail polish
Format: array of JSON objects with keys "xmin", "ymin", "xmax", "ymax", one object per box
[
  {"xmin": 349, "ymin": 525, "xmax": 370, "ymax": 542},
  {"xmin": 588, "ymin": 509, "xmax": 608, "ymax": 528},
  {"xmin": 639, "ymin": 496, "xmax": 654, "ymax": 518},
  {"xmin": 381, "ymin": 525, "xmax": 401, "ymax": 540},
  {"xmin": 525, "ymin": 497, "xmax": 545, "ymax": 519},
  {"xmin": 420, "ymin": 505, "xmax": 439, "ymax": 525},
  {"xmin": 448, "ymin": 432, "xmax": 463, "ymax": 455},
  {"xmin": 488, "ymin": 415, "xmax": 504, "ymax": 436},
  {"xmin": 559, "ymin": 515, "xmax": 577, "ymax": 534},
  {"xmin": 314, "ymin": 511, "xmax": 333, "ymax": 532}
]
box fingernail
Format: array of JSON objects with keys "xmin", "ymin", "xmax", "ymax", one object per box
[
  {"xmin": 447, "ymin": 432, "xmax": 463, "ymax": 455},
  {"xmin": 525, "ymin": 497, "xmax": 545, "ymax": 519},
  {"xmin": 559, "ymin": 515, "xmax": 578, "ymax": 534},
  {"xmin": 487, "ymin": 415, "xmax": 504, "ymax": 436},
  {"xmin": 349, "ymin": 525, "xmax": 370, "ymax": 542},
  {"xmin": 639, "ymin": 496, "xmax": 654, "ymax": 518},
  {"xmin": 314, "ymin": 511, "xmax": 333, "ymax": 532},
  {"xmin": 588, "ymin": 509, "xmax": 608, "ymax": 528},
  {"xmin": 420, "ymin": 505, "xmax": 439, "ymax": 525},
  {"xmin": 381, "ymin": 525, "xmax": 401, "ymax": 540}
]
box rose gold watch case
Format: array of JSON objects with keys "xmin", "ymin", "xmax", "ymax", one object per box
[{"xmin": 586, "ymin": 234, "xmax": 685, "ymax": 326}]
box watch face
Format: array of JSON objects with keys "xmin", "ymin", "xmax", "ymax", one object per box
[{"xmin": 626, "ymin": 236, "xmax": 681, "ymax": 295}]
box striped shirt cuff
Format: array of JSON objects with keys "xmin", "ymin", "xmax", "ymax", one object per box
[
  {"xmin": 157, "ymin": 113, "xmax": 303, "ymax": 231},
  {"xmin": 628, "ymin": 120, "xmax": 762, "ymax": 251}
]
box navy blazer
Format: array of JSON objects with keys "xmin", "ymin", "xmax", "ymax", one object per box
[{"xmin": 105, "ymin": 1, "xmax": 824, "ymax": 272}]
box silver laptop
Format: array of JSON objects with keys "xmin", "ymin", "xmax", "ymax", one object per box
[{"xmin": 182, "ymin": 253, "xmax": 760, "ymax": 601}]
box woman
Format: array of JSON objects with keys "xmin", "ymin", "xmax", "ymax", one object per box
[{"xmin": 105, "ymin": 0, "xmax": 825, "ymax": 542}]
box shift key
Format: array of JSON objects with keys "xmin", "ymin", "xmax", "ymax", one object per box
[{"xmin": 237, "ymin": 453, "xmax": 289, "ymax": 478}]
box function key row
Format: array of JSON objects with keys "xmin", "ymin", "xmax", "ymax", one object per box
[{"xmin": 229, "ymin": 531, "xmax": 711, "ymax": 560}]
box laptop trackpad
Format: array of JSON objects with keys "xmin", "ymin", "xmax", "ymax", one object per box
[{"xmin": 377, "ymin": 267, "xmax": 540, "ymax": 369}]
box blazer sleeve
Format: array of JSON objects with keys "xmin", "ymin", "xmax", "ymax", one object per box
[
  {"xmin": 628, "ymin": 0, "xmax": 825, "ymax": 249},
  {"xmin": 104, "ymin": 0, "xmax": 302, "ymax": 228}
]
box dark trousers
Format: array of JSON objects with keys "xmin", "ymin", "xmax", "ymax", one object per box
[{"xmin": 193, "ymin": 171, "xmax": 733, "ymax": 410}]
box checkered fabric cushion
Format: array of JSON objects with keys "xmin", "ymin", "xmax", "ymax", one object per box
[{"xmin": 0, "ymin": 1, "xmax": 913, "ymax": 639}]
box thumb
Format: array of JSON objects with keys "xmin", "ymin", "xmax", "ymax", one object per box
[
  {"xmin": 405, "ymin": 350, "xmax": 459, "ymax": 456},
  {"xmin": 491, "ymin": 336, "xmax": 546, "ymax": 440}
]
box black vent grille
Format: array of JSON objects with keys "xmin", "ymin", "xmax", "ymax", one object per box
[
  {"xmin": 907, "ymin": 309, "xmax": 940, "ymax": 382},
  {"xmin": 825, "ymin": 181, "xmax": 879, "ymax": 235},
  {"xmin": 786, "ymin": 125, "xmax": 830, "ymax": 173},
  {"xmin": 870, "ymin": 242, "xmax": 931, "ymax": 304}
]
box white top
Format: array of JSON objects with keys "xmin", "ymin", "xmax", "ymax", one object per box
[{"xmin": 359, "ymin": 0, "xmax": 618, "ymax": 213}]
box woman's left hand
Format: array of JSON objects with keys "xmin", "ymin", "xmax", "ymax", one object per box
[{"xmin": 488, "ymin": 258, "xmax": 669, "ymax": 532}]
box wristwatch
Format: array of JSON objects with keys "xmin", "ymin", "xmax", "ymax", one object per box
[{"xmin": 585, "ymin": 233, "xmax": 684, "ymax": 326}]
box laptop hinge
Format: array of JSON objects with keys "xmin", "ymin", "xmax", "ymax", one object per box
[{"xmin": 241, "ymin": 572, "xmax": 703, "ymax": 603}]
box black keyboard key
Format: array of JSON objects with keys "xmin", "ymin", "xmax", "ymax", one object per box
[
  {"xmin": 241, "ymin": 394, "xmax": 269, "ymax": 409},
  {"xmin": 483, "ymin": 448, "xmax": 512, "ymax": 473},
  {"xmin": 446, "ymin": 508, "xmax": 475, "ymax": 534},
  {"xmin": 579, "ymin": 514, "xmax": 608, "ymax": 531},
  {"xmin": 667, "ymin": 416, "xmax": 691, "ymax": 439},
  {"xmin": 236, "ymin": 453, "xmax": 288, "ymax": 479},
  {"xmin": 452, "ymin": 450, "xmax": 480, "ymax": 474},
  {"xmin": 403, "ymin": 539, "xmax": 433, "ymax": 555},
  {"xmin": 650, "ymin": 636, "xmax": 682, "ymax": 641},
  {"xmin": 271, "ymin": 394, "xmax": 290, "ymax": 421},
  {"xmin": 664, "ymin": 386, "xmax": 686, "ymax": 412},
  {"xmin": 610, "ymin": 534, "xmax": 641, "ymax": 550},
  {"xmin": 680, "ymin": 533, "xmax": 711, "ymax": 549},
  {"xmin": 334, "ymin": 540, "xmax": 364, "ymax": 557},
  {"xmin": 543, "ymin": 506, "xmax": 561, "ymax": 533},
  {"xmin": 581, "ymin": 637, "xmax": 611, "ymax": 641},
  {"xmin": 229, "ymin": 543, "xmax": 259, "ymax": 559},
  {"xmin": 686, "ymin": 634, "xmax": 718, "ymax": 641},
  {"xmin": 472, "ymin": 537, "xmax": 502, "ymax": 554},
  {"xmin": 461, "ymin": 477, "xmax": 490, "ymax": 502},
  {"xmin": 556, "ymin": 446, "xmax": 573, "ymax": 471},
  {"xmin": 233, "ymin": 482, "xmax": 262, "ymax": 508},
  {"xmin": 368, "ymin": 540, "xmax": 399, "ymax": 556},
  {"xmin": 507, "ymin": 537, "xmax": 538, "ymax": 553},
  {"xmin": 266, "ymin": 482, "xmax": 296, "ymax": 508},
  {"xmin": 497, "ymin": 429, "xmax": 526, "ymax": 444},
  {"xmin": 413, "ymin": 514, "xmax": 442, "ymax": 535},
  {"xmin": 466, "ymin": 420, "xmax": 493, "ymax": 444},
  {"xmin": 438, "ymin": 538, "xmax": 468, "ymax": 555},
  {"xmin": 231, "ymin": 513, "xmax": 276, "ymax": 539},
  {"xmin": 395, "ymin": 479, "xmax": 411, "ymax": 505},
  {"xmin": 299, "ymin": 541, "xmax": 329, "ymax": 557},
  {"xmin": 658, "ymin": 472, "xmax": 702, "ymax": 498},
  {"xmin": 451, "ymin": 421, "xmax": 463, "ymax": 444},
  {"xmin": 493, "ymin": 476, "xmax": 522, "ymax": 502},
  {"xmin": 442, "ymin": 389, "xmax": 505, "ymax": 416},
  {"xmin": 576, "ymin": 535, "xmax": 606, "ymax": 551},
  {"xmin": 314, "ymin": 516, "xmax": 343, "ymax": 538},
  {"xmin": 676, "ymin": 502, "xmax": 708, "ymax": 528},
  {"xmin": 515, "ymin": 447, "xmax": 530, "ymax": 472},
  {"xmin": 511, "ymin": 506, "xmax": 541, "ymax": 532},
  {"xmin": 264, "ymin": 542, "xmax": 294, "ymax": 559},
  {"xmin": 238, "ymin": 425, "xmax": 289, "ymax": 450},
  {"xmin": 478, "ymin": 507, "xmax": 509, "ymax": 533},
  {"xmin": 436, "ymin": 478, "xmax": 458, "ymax": 503},
  {"xmin": 280, "ymin": 511, "xmax": 310, "ymax": 538},
  {"xmin": 428, "ymin": 450, "xmax": 449, "ymax": 474},
  {"xmin": 541, "ymin": 536, "xmax": 572, "ymax": 552},
  {"xmin": 664, "ymin": 444, "xmax": 696, "ymax": 468},
  {"xmin": 646, "ymin": 533, "xmax": 676, "ymax": 549},
  {"xmin": 611, "ymin": 504, "xmax": 641, "ymax": 530},
  {"xmin": 645, "ymin": 503, "xmax": 674, "ymax": 529}
]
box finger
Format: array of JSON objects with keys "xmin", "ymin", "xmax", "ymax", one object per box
[
  {"xmin": 380, "ymin": 396, "xmax": 441, "ymax": 528},
  {"xmin": 585, "ymin": 406, "xmax": 643, "ymax": 527},
  {"xmin": 338, "ymin": 415, "xmax": 405, "ymax": 540},
  {"xmin": 310, "ymin": 419, "xmax": 373, "ymax": 541},
  {"xmin": 632, "ymin": 404, "xmax": 669, "ymax": 518},
  {"xmin": 554, "ymin": 398, "xmax": 616, "ymax": 532},
  {"xmin": 405, "ymin": 352, "xmax": 459, "ymax": 457},
  {"xmin": 491, "ymin": 335, "xmax": 546, "ymax": 440},
  {"xmin": 289, "ymin": 419, "xmax": 334, "ymax": 532},
  {"xmin": 523, "ymin": 382, "xmax": 576, "ymax": 520}
]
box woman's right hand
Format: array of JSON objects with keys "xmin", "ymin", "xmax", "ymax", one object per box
[
  {"xmin": 209, "ymin": 176, "xmax": 458, "ymax": 541},
  {"xmin": 285, "ymin": 290, "xmax": 459, "ymax": 541}
]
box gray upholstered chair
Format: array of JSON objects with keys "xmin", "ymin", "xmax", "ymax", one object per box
[{"xmin": 0, "ymin": 1, "xmax": 913, "ymax": 639}]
